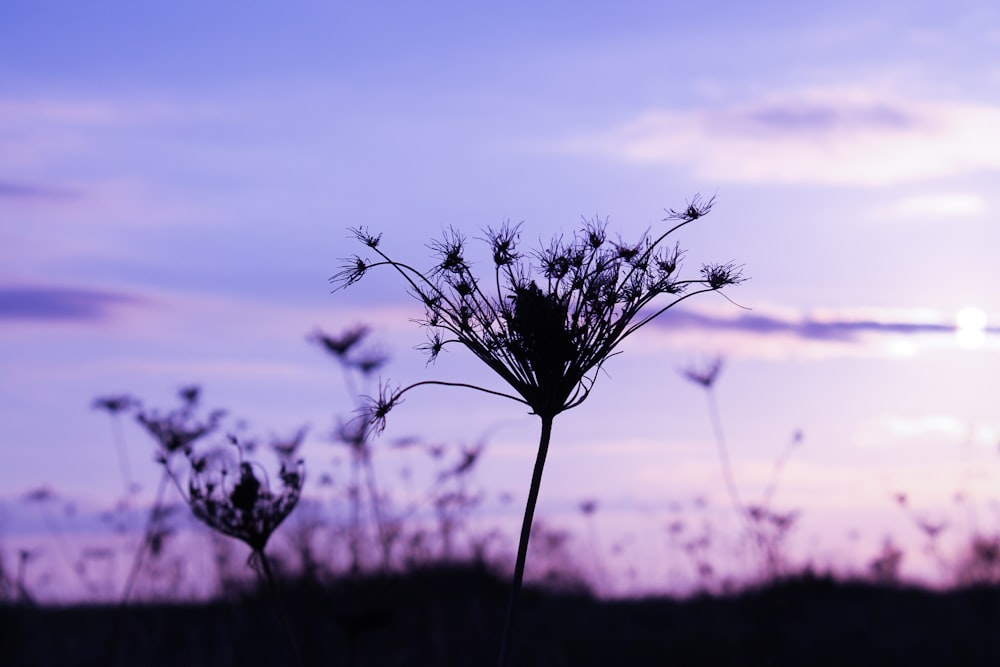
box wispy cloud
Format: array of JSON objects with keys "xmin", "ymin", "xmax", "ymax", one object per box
[
  {"xmin": 0, "ymin": 181, "xmax": 77, "ymax": 202},
  {"xmin": 871, "ymin": 192, "xmax": 987, "ymax": 221},
  {"xmin": 0, "ymin": 285, "xmax": 142, "ymax": 323},
  {"xmin": 563, "ymin": 87, "xmax": 1000, "ymax": 186},
  {"xmin": 653, "ymin": 307, "xmax": 979, "ymax": 342},
  {"xmin": 853, "ymin": 414, "xmax": 999, "ymax": 449},
  {"xmin": 632, "ymin": 304, "xmax": 998, "ymax": 360}
]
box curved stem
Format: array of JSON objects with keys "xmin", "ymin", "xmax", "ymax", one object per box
[
  {"xmin": 397, "ymin": 379, "xmax": 529, "ymax": 407},
  {"xmin": 497, "ymin": 414, "xmax": 553, "ymax": 667}
]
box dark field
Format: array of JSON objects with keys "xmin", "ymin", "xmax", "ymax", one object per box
[{"xmin": 5, "ymin": 564, "xmax": 1000, "ymax": 666}]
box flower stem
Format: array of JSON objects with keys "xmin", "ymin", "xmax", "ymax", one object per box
[
  {"xmin": 497, "ymin": 414, "xmax": 553, "ymax": 667},
  {"xmin": 704, "ymin": 388, "xmax": 774, "ymax": 576},
  {"xmin": 257, "ymin": 550, "xmax": 305, "ymax": 667},
  {"xmin": 103, "ymin": 468, "xmax": 170, "ymax": 664},
  {"xmin": 120, "ymin": 469, "xmax": 170, "ymax": 604}
]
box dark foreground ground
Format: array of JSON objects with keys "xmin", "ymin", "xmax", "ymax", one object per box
[{"xmin": 4, "ymin": 564, "xmax": 1000, "ymax": 666}]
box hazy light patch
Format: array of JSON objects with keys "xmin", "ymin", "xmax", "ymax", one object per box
[
  {"xmin": 743, "ymin": 461, "xmax": 898, "ymax": 510},
  {"xmin": 563, "ymin": 87, "xmax": 1000, "ymax": 186},
  {"xmin": 872, "ymin": 193, "xmax": 986, "ymax": 221},
  {"xmin": 956, "ymin": 306, "xmax": 988, "ymax": 349},
  {"xmin": 853, "ymin": 414, "xmax": 980, "ymax": 449}
]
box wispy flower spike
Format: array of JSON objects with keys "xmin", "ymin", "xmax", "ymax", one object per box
[
  {"xmin": 664, "ymin": 193, "xmax": 716, "ymax": 222},
  {"xmin": 361, "ymin": 380, "xmax": 403, "ymax": 436},
  {"xmin": 682, "ymin": 357, "xmax": 724, "ymax": 389},
  {"xmin": 310, "ymin": 325, "xmax": 369, "ymax": 358}
]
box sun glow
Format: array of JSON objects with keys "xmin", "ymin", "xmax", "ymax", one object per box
[{"xmin": 956, "ymin": 307, "xmax": 988, "ymax": 349}]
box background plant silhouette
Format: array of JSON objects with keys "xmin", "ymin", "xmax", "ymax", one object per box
[
  {"xmin": 183, "ymin": 434, "xmax": 306, "ymax": 666},
  {"xmin": 311, "ymin": 326, "xmax": 395, "ymax": 573},
  {"xmin": 333, "ymin": 196, "xmax": 744, "ymax": 665},
  {"xmin": 682, "ymin": 357, "xmax": 804, "ymax": 580}
]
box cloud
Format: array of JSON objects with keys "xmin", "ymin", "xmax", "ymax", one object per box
[
  {"xmin": 654, "ymin": 307, "xmax": 972, "ymax": 341},
  {"xmin": 853, "ymin": 414, "xmax": 1000, "ymax": 450},
  {"xmin": 564, "ymin": 87, "xmax": 1000, "ymax": 186},
  {"xmin": 0, "ymin": 181, "xmax": 77, "ymax": 202},
  {"xmin": 872, "ymin": 193, "xmax": 986, "ymax": 221},
  {"xmin": 0, "ymin": 285, "xmax": 142, "ymax": 323},
  {"xmin": 0, "ymin": 97, "xmax": 189, "ymax": 127},
  {"xmin": 632, "ymin": 304, "xmax": 999, "ymax": 360}
]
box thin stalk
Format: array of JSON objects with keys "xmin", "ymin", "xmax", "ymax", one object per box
[
  {"xmin": 703, "ymin": 388, "xmax": 774, "ymax": 575},
  {"xmin": 257, "ymin": 550, "xmax": 305, "ymax": 667},
  {"xmin": 362, "ymin": 455, "xmax": 392, "ymax": 571},
  {"xmin": 498, "ymin": 414, "xmax": 553, "ymax": 667},
  {"xmin": 704, "ymin": 389, "xmax": 745, "ymax": 518},
  {"xmin": 119, "ymin": 469, "xmax": 170, "ymax": 604},
  {"xmin": 349, "ymin": 457, "xmax": 361, "ymax": 575},
  {"xmin": 104, "ymin": 469, "xmax": 171, "ymax": 664},
  {"xmin": 109, "ymin": 415, "xmax": 135, "ymax": 501}
]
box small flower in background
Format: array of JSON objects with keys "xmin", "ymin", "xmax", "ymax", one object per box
[
  {"xmin": 681, "ymin": 357, "xmax": 724, "ymax": 389},
  {"xmin": 92, "ymin": 393, "xmax": 140, "ymax": 497},
  {"xmin": 311, "ymin": 325, "xmax": 369, "ymax": 358},
  {"xmin": 350, "ymin": 348, "xmax": 389, "ymax": 377},
  {"xmin": 270, "ymin": 426, "xmax": 309, "ymax": 466},
  {"xmin": 310, "ymin": 326, "xmax": 388, "ymax": 377},
  {"xmin": 183, "ymin": 434, "xmax": 307, "ymax": 666},
  {"xmin": 92, "ymin": 394, "xmax": 136, "ymax": 415},
  {"xmin": 437, "ymin": 441, "xmax": 486, "ymax": 482},
  {"xmin": 135, "ymin": 386, "xmax": 225, "ymax": 462},
  {"xmin": 186, "ymin": 435, "xmax": 305, "ymax": 555},
  {"xmin": 23, "ymin": 487, "xmax": 56, "ymax": 504}
]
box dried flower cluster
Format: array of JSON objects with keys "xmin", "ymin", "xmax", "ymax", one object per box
[
  {"xmin": 134, "ymin": 386, "xmax": 225, "ymax": 462},
  {"xmin": 334, "ymin": 195, "xmax": 743, "ymax": 426},
  {"xmin": 187, "ymin": 436, "xmax": 305, "ymax": 554},
  {"xmin": 333, "ymin": 198, "xmax": 744, "ymax": 667}
]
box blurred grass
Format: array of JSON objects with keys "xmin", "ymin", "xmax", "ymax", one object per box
[{"xmin": 4, "ymin": 562, "xmax": 1000, "ymax": 666}]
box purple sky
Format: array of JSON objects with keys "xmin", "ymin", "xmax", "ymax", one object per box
[{"xmin": 2, "ymin": 1, "xmax": 999, "ymax": 591}]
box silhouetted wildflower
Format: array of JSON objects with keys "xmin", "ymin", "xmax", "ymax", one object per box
[
  {"xmin": 92, "ymin": 394, "xmax": 136, "ymax": 414},
  {"xmin": 135, "ymin": 386, "xmax": 225, "ymax": 461},
  {"xmin": 186, "ymin": 436, "xmax": 305, "ymax": 554},
  {"xmin": 311, "ymin": 326, "xmax": 369, "ymax": 358},
  {"xmin": 682, "ymin": 357, "xmax": 724, "ymax": 389},
  {"xmin": 23, "ymin": 487, "xmax": 55, "ymax": 503},
  {"xmin": 332, "ymin": 197, "xmax": 744, "ymax": 667},
  {"xmin": 334, "ymin": 196, "xmax": 743, "ymax": 426},
  {"xmin": 270, "ymin": 426, "xmax": 309, "ymax": 465}
]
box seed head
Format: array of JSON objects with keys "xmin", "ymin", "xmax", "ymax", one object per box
[
  {"xmin": 332, "ymin": 199, "xmax": 744, "ymax": 426},
  {"xmin": 185, "ymin": 437, "xmax": 304, "ymax": 553}
]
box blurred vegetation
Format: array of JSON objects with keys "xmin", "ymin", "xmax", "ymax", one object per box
[{"xmin": 4, "ymin": 323, "xmax": 1000, "ymax": 665}]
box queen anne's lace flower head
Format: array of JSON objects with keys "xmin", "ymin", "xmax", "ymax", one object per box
[{"xmin": 333, "ymin": 196, "xmax": 744, "ymax": 427}]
